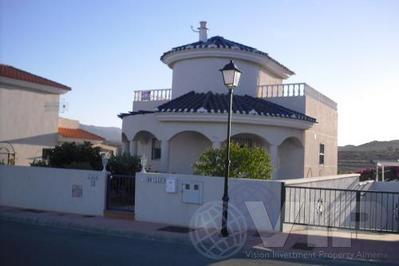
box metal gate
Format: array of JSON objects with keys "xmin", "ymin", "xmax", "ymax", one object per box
[
  {"xmin": 283, "ymin": 185, "xmax": 399, "ymax": 233},
  {"xmin": 106, "ymin": 174, "xmax": 135, "ymax": 212}
]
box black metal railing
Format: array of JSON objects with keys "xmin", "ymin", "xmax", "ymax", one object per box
[
  {"xmin": 283, "ymin": 185, "xmax": 399, "ymax": 233},
  {"xmin": 106, "ymin": 174, "xmax": 135, "ymax": 212}
]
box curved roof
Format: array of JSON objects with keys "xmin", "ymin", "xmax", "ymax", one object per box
[
  {"xmin": 160, "ymin": 36, "xmax": 294, "ymax": 75},
  {"xmin": 0, "ymin": 64, "xmax": 71, "ymax": 91}
]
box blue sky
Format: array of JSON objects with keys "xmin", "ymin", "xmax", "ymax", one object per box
[{"xmin": 1, "ymin": 0, "xmax": 398, "ymax": 145}]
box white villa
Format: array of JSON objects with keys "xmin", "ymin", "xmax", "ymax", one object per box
[
  {"xmin": 0, "ymin": 64, "xmax": 70, "ymax": 165},
  {"xmin": 120, "ymin": 22, "xmax": 338, "ymax": 179}
]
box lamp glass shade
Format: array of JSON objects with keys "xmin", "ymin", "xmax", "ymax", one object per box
[{"xmin": 220, "ymin": 60, "xmax": 241, "ymax": 88}]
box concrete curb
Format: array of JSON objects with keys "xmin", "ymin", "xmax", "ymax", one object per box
[{"xmin": 0, "ymin": 212, "xmax": 192, "ymax": 246}]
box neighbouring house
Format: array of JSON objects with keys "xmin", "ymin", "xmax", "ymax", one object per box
[
  {"xmin": 0, "ymin": 64, "xmax": 70, "ymax": 165},
  {"xmin": 57, "ymin": 117, "xmax": 118, "ymax": 157},
  {"xmin": 120, "ymin": 22, "xmax": 338, "ymax": 179}
]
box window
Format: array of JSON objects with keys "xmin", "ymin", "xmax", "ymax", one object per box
[
  {"xmin": 151, "ymin": 138, "xmax": 161, "ymax": 160},
  {"xmin": 319, "ymin": 144, "xmax": 325, "ymax": 165}
]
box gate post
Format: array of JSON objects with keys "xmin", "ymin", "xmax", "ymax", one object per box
[
  {"xmin": 280, "ymin": 182, "xmax": 286, "ymax": 232},
  {"xmin": 355, "ymin": 191, "xmax": 361, "ymax": 231},
  {"xmin": 106, "ymin": 174, "xmax": 111, "ymax": 210}
]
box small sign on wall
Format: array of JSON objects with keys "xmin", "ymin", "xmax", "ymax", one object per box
[
  {"xmin": 72, "ymin": 184, "xmax": 83, "ymax": 198},
  {"xmin": 165, "ymin": 177, "xmax": 177, "ymax": 193}
]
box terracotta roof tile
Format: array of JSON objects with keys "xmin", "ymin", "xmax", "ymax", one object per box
[
  {"xmin": 58, "ymin": 128, "xmax": 105, "ymax": 141},
  {"xmin": 0, "ymin": 64, "xmax": 71, "ymax": 90}
]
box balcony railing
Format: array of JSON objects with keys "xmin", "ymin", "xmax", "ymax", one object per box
[
  {"xmin": 133, "ymin": 89, "xmax": 172, "ymax": 102},
  {"xmin": 258, "ymin": 83, "xmax": 337, "ymax": 110},
  {"xmin": 258, "ymin": 82, "xmax": 307, "ymax": 98},
  {"xmin": 132, "ymin": 83, "xmax": 337, "ymax": 110}
]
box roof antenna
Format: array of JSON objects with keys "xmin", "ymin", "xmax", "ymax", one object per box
[
  {"xmin": 190, "ymin": 25, "xmax": 199, "ymax": 33},
  {"xmin": 191, "ymin": 21, "xmax": 208, "ymax": 42}
]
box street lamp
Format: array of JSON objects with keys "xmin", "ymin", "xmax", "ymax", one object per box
[{"xmin": 219, "ymin": 60, "xmax": 241, "ymax": 237}]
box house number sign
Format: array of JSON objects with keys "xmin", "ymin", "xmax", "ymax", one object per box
[{"xmin": 145, "ymin": 176, "xmax": 166, "ymax": 184}]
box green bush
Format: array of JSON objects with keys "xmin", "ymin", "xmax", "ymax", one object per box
[
  {"xmin": 106, "ymin": 153, "xmax": 142, "ymax": 175},
  {"xmin": 194, "ymin": 143, "xmax": 272, "ymax": 179},
  {"xmin": 31, "ymin": 142, "xmax": 102, "ymax": 170},
  {"xmin": 30, "ymin": 159, "xmax": 48, "ymax": 167}
]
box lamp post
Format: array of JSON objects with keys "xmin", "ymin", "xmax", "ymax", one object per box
[{"xmin": 219, "ymin": 60, "xmax": 241, "ymax": 237}]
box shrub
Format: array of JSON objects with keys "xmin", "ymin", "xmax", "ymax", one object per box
[
  {"xmin": 30, "ymin": 159, "xmax": 48, "ymax": 167},
  {"xmin": 194, "ymin": 143, "xmax": 272, "ymax": 179},
  {"xmin": 106, "ymin": 153, "xmax": 142, "ymax": 175},
  {"xmin": 31, "ymin": 142, "xmax": 102, "ymax": 170}
]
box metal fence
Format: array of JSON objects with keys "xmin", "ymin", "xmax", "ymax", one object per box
[
  {"xmin": 283, "ymin": 185, "xmax": 399, "ymax": 233},
  {"xmin": 106, "ymin": 174, "xmax": 135, "ymax": 212}
]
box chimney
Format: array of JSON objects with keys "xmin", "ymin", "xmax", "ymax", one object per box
[{"xmin": 198, "ymin": 21, "xmax": 208, "ymax": 42}]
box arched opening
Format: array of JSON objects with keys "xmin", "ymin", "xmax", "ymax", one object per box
[
  {"xmin": 278, "ymin": 137, "xmax": 304, "ymax": 179},
  {"xmin": 169, "ymin": 131, "xmax": 212, "ymax": 174},
  {"xmin": 133, "ymin": 130, "xmax": 161, "ymax": 171},
  {"xmin": 226, "ymin": 133, "xmax": 270, "ymax": 152}
]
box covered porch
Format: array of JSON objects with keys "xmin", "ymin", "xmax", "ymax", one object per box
[{"xmin": 122, "ymin": 113, "xmax": 307, "ymax": 179}]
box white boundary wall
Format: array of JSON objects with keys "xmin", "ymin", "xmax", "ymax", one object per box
[
  {"xmin": 135, "ymin": 172, "xmax": 284, "ymax": 231},
  {"xmin": 135, "ymin": 173, "xmax": 361, "ymax": 231},
  {"xmin": 0, "ymin": 165, "xmax": 107, "ymax": 216},
  {"xmin": 368, "ymin": 181, "xmax": 399, "ymax": 192}
]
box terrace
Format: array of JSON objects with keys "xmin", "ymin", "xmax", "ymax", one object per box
[{"xmin": 132, "ymin": 83, "xmax": 337, "ymax": 110}]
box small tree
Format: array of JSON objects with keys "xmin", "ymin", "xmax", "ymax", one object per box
[
  {"xmin": 194, "ymin": 143, "xmax": 272, "ymax": 179},
  {"xmin": 31, "ymin": 142, "xmax": 102, "ymax": 170},
  {"xmin": 106, "ymin": 153, "xmax": 142, "ymax": 175}
]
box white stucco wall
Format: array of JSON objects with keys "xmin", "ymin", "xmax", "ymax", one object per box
[
  {"xmin": 171, "ymin": 58, "xmax": 282, "ymax": 98},
  {"xmin": 135, "ymin": 172, "xmax": 284, "ymax": 231},
  {"xmin": 0, "ymin": 85, "xmax": 60, "ymax": 165},
  {"xmin": 135, "ymin": 173, "xmax": 362, "ymax": 232},
  {"xmin": 303, "ymin": 96, "xmax": 338, "ymax": 177},
  {"xmin": 0, "ymin": 165, "xmax": 107, "ymax": 216},
  {"xmin": 368, "ymin": 181, "xmax": 399, "ymax": 192}
]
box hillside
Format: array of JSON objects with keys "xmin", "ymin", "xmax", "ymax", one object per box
[
  {"xmin": 338, "ymin": 140, "xmax": 399, "ymax": 173},
  {"xmin": 80, "ymin": 124, "xmax": 122, "ymax": 144}
]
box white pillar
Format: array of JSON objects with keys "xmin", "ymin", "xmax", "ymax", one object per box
[
  {"xmin": 375, "ymin": 164, "xmax": 379, "ymax": 182},
  {"xmin": 270, "ymin": 144, "xmax": 279, "ymax": 179},
  {"xmin": 160, "ymin": 140, "xmax": 169, "ymax": 173},
  {"xmin": 122, "ymin": 141, "xmax": 129, "ymax": 154},
  {"xmin": 382, "ymin": 165, "xmax": 385, "ymax": 182},
  {"xmin": 129, "ymin": 140, "xmax": 137, "ymax": 156},
  {"xmin": 212, "ymin": 141, "xmax": 221, "ymax": 149}
]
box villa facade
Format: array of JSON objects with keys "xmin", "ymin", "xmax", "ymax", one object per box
[
  {"xmin": 120, "ymin": 22, "xmax": 338, "ymax": 179},
  {"xmin": 0, "ymin": 64, "xmax": 70, "ymax": 165}
]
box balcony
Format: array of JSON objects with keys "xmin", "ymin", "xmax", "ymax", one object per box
[
  {"xmin": 133, "ymin": 89, "xmax": 172, "ymax": 102},
  {"xmin": 258, "ymin": 83, "xmax": 337, "ymax": 110},
  {"xmin": 132, "ymin": 83, "xmax": 336, "ymax": 110}
]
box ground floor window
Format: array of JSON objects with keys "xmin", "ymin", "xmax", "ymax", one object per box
[{"xmin": 151, "ymin": 138, "xmax": 161, "ymax": 160}]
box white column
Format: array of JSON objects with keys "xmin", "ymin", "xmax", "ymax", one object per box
[
  {"xmin": 270, "ymin": 144, "xmax": 279, "ymax": 179},
  {"xmin": 160, "ymin": 140, "xmax": 169, "ymax": 173},
  {"xmin": 212, "ymin": 141, "xmax": 221, "ymax": 149},
  {"xmin": 129, "ymin": 140, "xmax": 137, "ymax": 156},
  {"xmin": 122, "ymin": 141, "xmax": 129, "ymax": 154},
  {"xmin": 382, "ymin": 165, "xmax": 385, "ymax": 182}
]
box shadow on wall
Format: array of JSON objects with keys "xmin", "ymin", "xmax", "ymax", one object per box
[{"xmin": 2, "ymin": 133, "xmax": 58, "ymax": 146}]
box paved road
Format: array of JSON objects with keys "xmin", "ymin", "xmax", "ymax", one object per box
[{"xmin": 0, "ymin": 221, "xmax": 388, "ymax": 266}]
